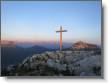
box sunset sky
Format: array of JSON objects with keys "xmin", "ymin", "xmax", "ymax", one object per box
[{"xmin": 1, "ymin": 1, "xmax": 101, "ymax": 44}]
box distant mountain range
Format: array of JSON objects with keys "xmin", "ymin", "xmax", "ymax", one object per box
[
  {"xmin": 1, "ymin": 44, "xmax": 53, "ymax": 69},
  {"xmin": 1, "ymin": 40, "xmax": 101, "ymax": 69},
  {"xmin": 0, "ymin": 40, "xmax": 72, "ymax": 49},
  {"xmin": 0, "ymin": 40, "xmax": 15, "ymax": 47}
]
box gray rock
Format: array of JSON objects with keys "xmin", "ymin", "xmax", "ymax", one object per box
[
  {"xmin": 5, "ymin": 50, "xmax": 101, "ymax": 76},
  {"xmin": 7, "ymin": 65, "xmax": 14, "ymax": 71},
  {"xmin": 80, "ymin": 71, "xmax": 96, "ymax": 76},
  {"xmin": 54, "ymin": 63, "xmax": 67, "ymax": 71},
  {"xmin": 47, "ymin": 59, "xmax": 55, "ymax": 67},
  {"xmin": 22, "ymin": 56, "xmax": 30, "ymax": 65}
]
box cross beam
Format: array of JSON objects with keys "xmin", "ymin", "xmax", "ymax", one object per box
[{"xmin": 56, "ymin": 26, "xmax": 67, "ymax": 51}]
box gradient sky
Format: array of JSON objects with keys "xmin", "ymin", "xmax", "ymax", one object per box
[{"xmin": 1, "ymin": 1, "xmax": 101, "ymax": 44}]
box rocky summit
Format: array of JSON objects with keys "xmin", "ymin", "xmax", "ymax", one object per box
[
  {"xmin": 2, "ymin": 50, "xmax": 101, "ymax": 76},
  {"xmin": 72, "ymin": 41, "xmax": 98, "ymax": 49}
]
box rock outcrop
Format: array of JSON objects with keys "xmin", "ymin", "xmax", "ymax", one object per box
[
  {"xmin": 2, "ymin": 50, "xmax": 101, "ymax": 76},
  {"xmin": 72, "ymin": 41, "xmax": 98, "ymax": 50}
]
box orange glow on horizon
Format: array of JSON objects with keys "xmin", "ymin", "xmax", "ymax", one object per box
[{"xmin": 1, "ymin": 38, "xmax": 57, "ymax": 44}]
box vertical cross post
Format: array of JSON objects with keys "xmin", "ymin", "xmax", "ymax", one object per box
[{"xmin": 56, "ymin": 26, "xmax": 67, "ymax": 51}]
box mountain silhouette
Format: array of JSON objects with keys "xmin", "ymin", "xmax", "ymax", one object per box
[{"xmin": 1, "ymin": 45, "xmax": 51, "ymax": 69}]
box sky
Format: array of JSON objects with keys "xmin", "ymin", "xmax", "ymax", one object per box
[{"xmin": 1, "ymin": 1, "xmax": 101, "ymax": 45}]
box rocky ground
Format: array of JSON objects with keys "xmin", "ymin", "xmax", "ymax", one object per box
[{"xmin": 2, "ymin": 50, "xmax": 101, "ymax": 76}]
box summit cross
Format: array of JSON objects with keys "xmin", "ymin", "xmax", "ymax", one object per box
[{"xmin": 56, "ymin": 26, "xmax": 67, "ymax": 51}]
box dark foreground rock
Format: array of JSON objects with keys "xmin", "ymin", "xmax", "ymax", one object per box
[{"xmin": 2, "ymin": 50, "xmax": 101, "ymax": 76}]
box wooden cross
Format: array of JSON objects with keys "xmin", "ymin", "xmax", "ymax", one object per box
[{"xmin": 56, "ymin": 26, "xmax": 67, "ymax": 51}]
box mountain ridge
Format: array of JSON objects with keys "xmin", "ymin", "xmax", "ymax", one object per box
[{"xmin": 1, "ymin": 44, "xmax": 52, "ymax": 69}]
